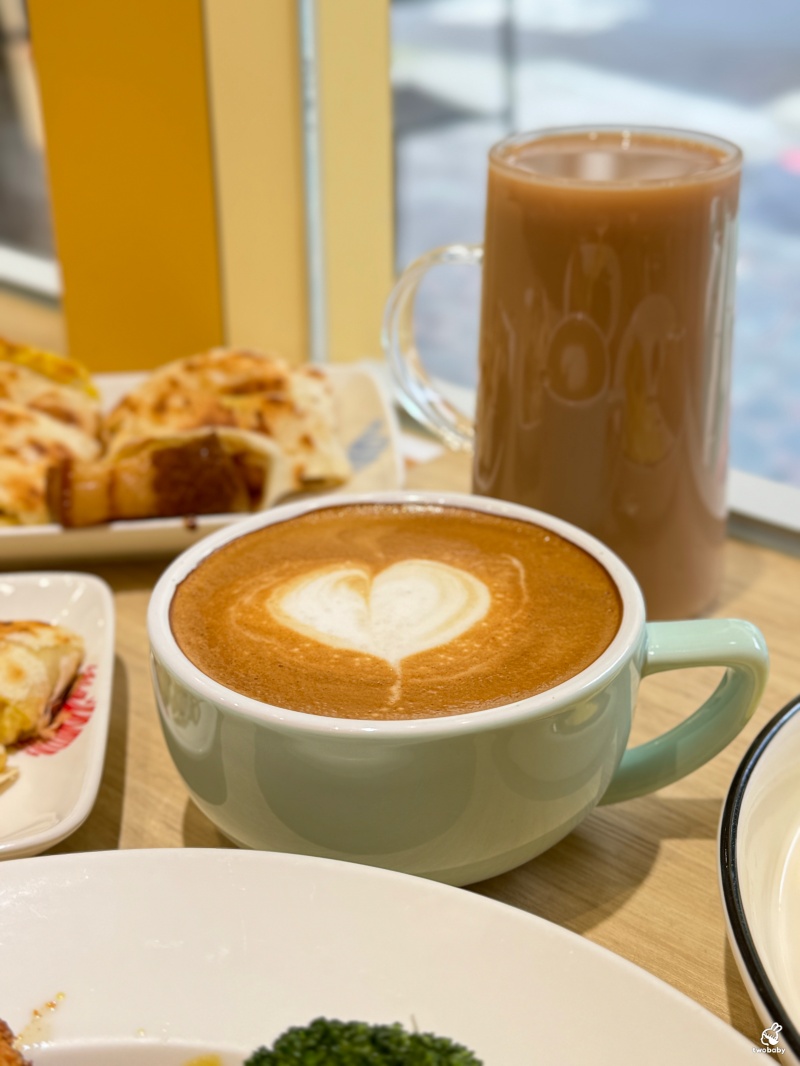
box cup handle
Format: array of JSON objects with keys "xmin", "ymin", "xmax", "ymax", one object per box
[
  {"xmin": 382, "ymin": 243, "xmax": 481, "ymax": 452},
  {"xmin": 599, "ymin": 619, "xmax": 769, "ymax": 805}
]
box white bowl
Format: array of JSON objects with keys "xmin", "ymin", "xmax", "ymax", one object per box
[{"xmin": 719, "ymin": 693, "xmax": 800, "ymax": 1062}]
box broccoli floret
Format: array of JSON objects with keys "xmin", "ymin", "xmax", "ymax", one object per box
[{"xmin": 244, "ymin": 1017, "xmax": 483, "ymax": 1065}]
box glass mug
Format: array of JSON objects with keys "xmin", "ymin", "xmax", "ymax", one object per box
[{"xmin": 384, "ymin": 126, "xmax": 743, "ymax": 620}]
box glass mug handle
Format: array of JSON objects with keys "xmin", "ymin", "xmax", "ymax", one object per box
[{"xmin": 382, "ymin": 243, "xmax": 481, "ymax": 453}]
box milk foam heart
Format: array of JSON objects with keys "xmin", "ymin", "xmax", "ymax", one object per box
[
  {"xmin": 170, "ymin": 503, "xmax": 624, "ymax": 719},
  {"xmin": 268, "ymin": 559, "xmax": 491, "ymax": 665}
]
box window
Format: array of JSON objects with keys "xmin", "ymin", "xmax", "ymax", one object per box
[
  {"xmin": 391, "ymin": 0, "xmax": 800, "ymax": 519},
  {"xmin": 0, "ymin": 0, "xmax": 58, "ymax": 296}
]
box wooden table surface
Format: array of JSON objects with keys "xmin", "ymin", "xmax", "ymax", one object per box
[{"xmin": 17, "ymin": 446, "xmax": 799, "ymax": 1049}]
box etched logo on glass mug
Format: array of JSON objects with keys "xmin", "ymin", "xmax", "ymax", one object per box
[{"xmin": 383, "ymin": 126, "xmax": 743, "ymax": 620}]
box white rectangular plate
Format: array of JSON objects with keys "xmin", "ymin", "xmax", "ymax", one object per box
[
  {"xmin": 0, "ymin": 572, "xmax": 115, "ymax": 859},
  {"xmin": 0, "ymin": 362, "xmax": 403, "ymax": 565}
]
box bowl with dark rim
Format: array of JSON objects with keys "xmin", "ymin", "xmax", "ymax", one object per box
[{"xmin": 719, "ymin": 693, "xmax": 800, "ymax": 1062}]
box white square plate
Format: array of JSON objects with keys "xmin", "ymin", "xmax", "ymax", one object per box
[{"xmin": 0, "ymin": 572, "xmax": 115, "ymax": 859}]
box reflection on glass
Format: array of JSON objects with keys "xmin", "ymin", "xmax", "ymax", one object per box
[
  {"xmin": 0, "ymin": 0, "xmax": 53, "ymax": 258},
  {"xmin": 391, "ymin": 0, "xmax": 800, "ymax": 488}
]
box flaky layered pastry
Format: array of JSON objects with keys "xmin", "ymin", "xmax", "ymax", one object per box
[
  {"xmin": 0, "ymin": 1019, "xmax": 31, "ymax": 1066},
  {"xmin": 0, "ymin": 341, "xmax": 102, "ymax": 525},
  {"xmin": 0, "ymin": 620, "xmax": 85, "ymax": 790},
  {"xmin": 0, "ymin": 401, "xmax": 101, "ymax": 525},
  {"xmin": 47, "ymin": 428, "xmax": 286, "ymax": 526},
  {"xmin": 0, "ymin": 343, "xmax": 100, "ymax": 438},
  {"xmin": 48, "ymin": 347, "xmax": 352, "ymax": 526}
]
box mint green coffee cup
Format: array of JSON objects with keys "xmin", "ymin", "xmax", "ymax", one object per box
[{"xmin": 149, "ymin": 491, "xmax": 768, "ymax": 886}]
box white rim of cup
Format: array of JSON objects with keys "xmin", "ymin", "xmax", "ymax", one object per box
[{"xmin": 147, "ymin": 491, "xmax": 646, "ymax": 741}]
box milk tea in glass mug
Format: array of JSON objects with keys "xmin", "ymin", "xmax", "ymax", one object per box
[{"xmin": 384, "ymin": 126, "xmax": 743, "ymax": 620}]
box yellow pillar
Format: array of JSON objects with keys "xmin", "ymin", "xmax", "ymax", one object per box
[
  {"xmin": 28, "ymin": 0, "xmax": 394, "ymax": 371},
  {"xmin": 317, "ymin": 0, "xmax": 395, "ymax": 364},
  {"xmin": 202, "ymin": 0, "xmax": 308, "ymax": 364},
  {"xmin": 27, "ymin": 0, "xmax": 223, "ymax": 371}
]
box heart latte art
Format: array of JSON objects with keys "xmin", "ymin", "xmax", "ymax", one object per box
[
  {"xmin": 170, "ymin": 503, "xmax": 622, "ymax": 720},
  {"xmin": 268, "ymin": 560, "xmax": 490, "ymax": 666}
]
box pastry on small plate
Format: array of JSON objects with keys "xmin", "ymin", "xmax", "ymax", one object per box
[
  {"xmin": 0, "ymin": 618, "xmax": 86, "ymax": 787},
  {"xmin": 0, "ymin": 573, "xmax": 114, "ymax": 859}
]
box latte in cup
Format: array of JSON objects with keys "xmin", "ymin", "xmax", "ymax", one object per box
[{"xmin": 169, "ymin": 502, "xmax": 621, "ymax": 720}]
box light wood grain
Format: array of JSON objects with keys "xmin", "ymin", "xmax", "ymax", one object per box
[{"xmin": 18, "ymin": 446, "xmax": 797, "ymax": 1048}]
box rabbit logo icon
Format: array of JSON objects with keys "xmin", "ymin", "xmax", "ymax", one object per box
[
  {"xmin": 755, "ymin": 1023, "xmax": 785, "ymax": 1054},
  {"xmin": 762, "ymin": 1024, "xmax": 782, "ymax": 1046}
]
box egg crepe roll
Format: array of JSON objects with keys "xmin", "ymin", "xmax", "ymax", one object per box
[
  {"xmin": 48, "ymin": 347, "xmax": 352, "ymax": 527},
  {"xmin": 0, "ymin": 620, "xmax": 85, "ymax": 749},
  {"xmin": 0, "ymin": 401, "xmax": 101, "ymax": 524}
]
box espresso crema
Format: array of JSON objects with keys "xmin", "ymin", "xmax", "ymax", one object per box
[{"xmin": 169, "ymin": 504, "xmax": 622, "ymax": 720}]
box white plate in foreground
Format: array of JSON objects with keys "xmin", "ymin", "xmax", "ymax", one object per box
[
  {"xmin": 720, "ymin": 694, "xmax": 800, "ymax": 1062},
  {"xmin": 0, "ymin": 573, "xmax": 114, "ymax": 860},
  {"xmin": 0, "ymin": 848, "xmax": 751, "ymax": 1064}
]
